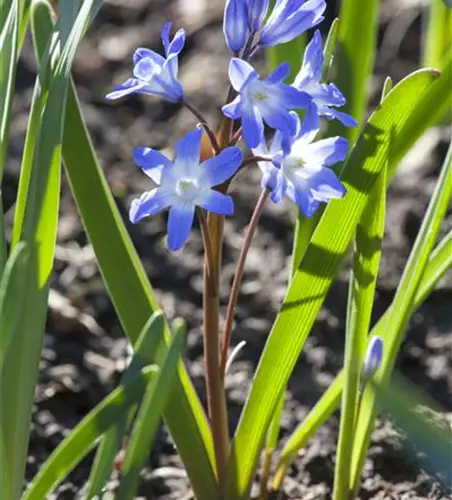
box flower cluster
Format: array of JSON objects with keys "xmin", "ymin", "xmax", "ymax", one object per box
[{"xmin": 107, "ymin": 1, "xmax": 357, "ymax": 250}]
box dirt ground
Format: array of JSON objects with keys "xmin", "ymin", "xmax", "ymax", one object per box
[{"xmin": 6, "ymin": 0, "xmax": 452, "ymax": 498}]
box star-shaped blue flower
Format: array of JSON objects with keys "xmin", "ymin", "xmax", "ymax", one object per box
[
  {"xmin": 253, "ymin": 109, "xmax": 348, "ymax": 216},
  {"xmin": 222, "ymin": 58, "xmax": 309, "ymax": 148},
  {"xmin": 106, "ymin": 22, "xmax": 185, "ymax": 103},
  {"xmin": 293, "ymin": 30, "xmax": 358, "ymax": 128},
  {"xmin": 130, "ymin": 128, "xmax": 243, "ymax": 250}
]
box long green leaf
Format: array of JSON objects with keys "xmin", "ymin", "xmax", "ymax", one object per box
[
  {"xmin": 0, "ymin": 0, "xmax": 18, "ymax": 179},
  {"xmin": 372, "ymin": 374, "xmax": 452, "ymax": 489},
  {"xmin": 117, "ymin": 324, "xmax": 186, "ymax": 499},
  {"xmin": 331, "ymin": 0, "xmax": 380, "ymax": 143},
  {"xmin": 423, "ymin": 0, "xmax": 452, "ymax": 68},
  {"xmin": 333, "ymin": 162, "xmax": 386, "ymax": 500},
  {"xmin": 272, "ymin": 227, "xmax": 452, "ymax": 488},
  {"xmin": 0, "ymin": 242, "xmax": 29, "ymax": 375},
  {"xmin": 23, "ymin": 365, "xmax": 159, "ymax": 500},
  {"xmin": 62, "ymin": 59, "xmax": 217, "ymax": 500},
  {"xmin": 0, "ymin": 2, "xmax": 102, "ymax": 498},
  {"xmin": 272, "ymin": 227, "xmax": 452, "ymax": 489},
  {"xmin": 391, "ymin": 49, "xmax": 452, "ymax": 172},
  {"xmin": 350, "ymin": 138, "xmax": 452, "ymax": 492},
  {"xmin": 86, "ymin": 312, "xmax": 166, "ymax": 499},
  {"xmin": 226, "ymin": 69, "xmax": 439, "ymax": 500}
]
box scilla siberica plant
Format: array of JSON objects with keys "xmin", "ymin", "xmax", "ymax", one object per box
[
  {"xmin": 5, "ymin": 1, "xmax": 451, "ymax": 500},
  {"xmin": 106, "ymin": 0, "xmax": 359, "ymax": 492}
]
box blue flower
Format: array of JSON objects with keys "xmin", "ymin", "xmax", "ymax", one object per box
[
  {"xmin": 293, "ymin": 30, "xmax": 358, "ymax": 128},
  {"xmin": 224, "ymin": 0, "xmax": 249, "ymax": 54},
  {"xmin": 130, "ymin": 128, "xmax": 243, "ymax": 250},
  {"xmin": 222, "ymin": 58, "xmax": 309, "ymax": 148},
  {"xmin": 362, "ymin": 336, "xmax": 383, "ymax": 381},
  {"xmin": 259, "ymin": 0, "xmax": 326, "ymax": 48},
  {"xmin": 106, "ymin": 22, "xmax": 185, "ymax": 103},
  {"xmin": 253, "ymin": 109, "xmax": 348, "ymax": 216}
]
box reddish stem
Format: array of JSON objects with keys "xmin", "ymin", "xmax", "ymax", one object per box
[{"xmin": 220, "ymin": 189, "xmax": 270, "ymax": 377}]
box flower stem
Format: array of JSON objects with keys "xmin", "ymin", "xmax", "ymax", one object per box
[
  {"xmin": 182, "ymin": 99, "xmax": 220, "ymax": 154},
  {"xmin": 220, "ymin": 188, "xmax": 269, "ymax": 377},
  {"xmin": 203, "ymin": 212, "xmax": 230, "ymax": 491}
]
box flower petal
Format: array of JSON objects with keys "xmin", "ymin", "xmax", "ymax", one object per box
[
  {"xmin": 133, "ymin": 48, "xmax": 165, "ymax": 66},
  {"xmin": 247, "ymin": 0, "xmax": 270, "ymax": 32},
  {"xmin": 323, "ymin": 108, "xmax": 358, "ymax": 127},
  {"xmin": 303, "ymin": 136, "xmax": 349, "ymax": 167},
  {"xmin": 202, "ymin": 147, "xmax": 243, "ymax": 186},
  {"xmin": 105, "ymin": 79, "xmax": 148, "ymax": 100},
  {"xmin": 241, "ymin": 101, "xmax": 264, "ymax": 148},
  {"xmin": 305, "ymin": 166, "xmax": 346, "ymax": 201},
  {"xmin": 198, "ymin": 190, "xmax": 234, "ymax": 215},
  {"xmin": 260, "ymin": 0, "xmax": 326, "ymax": 47},
  {"xmin": 161, "ymin": 22, "xmax": 186, "ymax": 58},
  {"xmin": 271, "ymin": 170, "xmax": 288, "ymax": 203},
  {"xmin": 274, "ymin": 83, "xmax": 310, "ymax": 108},
  {"xmin": 222, "ymin": 95, "xmax": 242, "ymax": 119},
  {"xmin": 259, "ymin": 101, "xmax": 295, "ymax": 136},
  {"xmin": 224, "ymin": 0, "xmax": 249, "ymax": 53},
  {"xmin": 129, "ymin": 189, "xmax": 173, "ymax": 223},
  {"xmin": 229, "ymin": 58, "xmax": 257, "ymax": 92},
  {"xmin": 174, "ymin": 127, "xmax": 203, "ymax": 175},
  {"xmin": 167, "ymin": 204, "xmax": 195, "ymax": 250},
  {"xmin": 133, "ymin": 147, "xmax": 172, "ymax": 183},
  {"xmin": 290, "ymin": 180, "xmax": 320, "ymax": 216},
  {"xmin": 133, "ymin": 57, "xmax": 162, "ymax": 82},
  {"xmin": 266, "ymin": 62, "xmax": 290, "ymax": 84},
  {"xmin": 293, "ymin": 30, "xmax": 323, "ymax": 88}
]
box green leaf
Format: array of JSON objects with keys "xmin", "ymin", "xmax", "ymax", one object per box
[
  {"xmin": 0, "ymin": 242, "xmax": 29, "ymax": 374},
  {"xmin": 0, "ymin": 2, "xmax": 103, "ymax": 498},
  {"xmin": 322, "ymin": 18, "xmax": 339, "ymax": 81},
  {"xmin": 61, "ymin": 57, "xmax": 217, "ymax": 500},
  {"xmin": 23, "ymin": 365, "xmax": 159, "ymax": 500},
  {"xmin": 226, "ymin": 69, "xmax": 440, "ymax": 500},
  {"xmin": 371, "ymin": 373, "xmax": 452, "ymax": 489},
  {"xmin": 331, "ymin": 0, "xmax": 380, "ymax": 143},
  {"xmin": 391, "ymin": 49, "xmax": 452, "ymax": 172},
  {"xmin": 333, "ymin": 161, "xmax": 386, "ymax": 500},
  {"xmin": 0, "ymin": 0, "xmax": 18, "ymax": 179},
  {"xmin": 423, "ymin": 0, "xmax": 452, "ymax": 68},
  {"xmin": 0, "ymin": 242, "xmax": 30, "ymax": 498},
  {"xmin": 86, "ymin": 312, "xmax": 166, "ymax": 499},
  {"xmin": 117, "ymin": 324, "xmax": 186, "ymax": 499},
  {"xmin": 350, "ymin": 138, "xmax": 452, "ymax": 493},
  {"xmin": 272, "ymin": 227, "xmax": 452, "ymax": 488}
]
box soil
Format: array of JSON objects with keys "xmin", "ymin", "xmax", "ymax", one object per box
[{"xmin": 5, "ymin": 0, "xmax": 452, "ymax": 499}]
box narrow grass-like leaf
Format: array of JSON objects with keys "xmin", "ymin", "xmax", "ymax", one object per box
[
  {"xmin": 331, "ymin": 0, "xmax": 380, "ymax": 143},
  {"xmin": 333, "ymin": 163, "xmax": 386, "ymax": 500},
  {"xmin": 391, "ymin": 50, "xmax": 452, "ymax": 171},
  {"xmin": 0, "ymin": 242, "xmax": 29, "ymax": 374},
  {"xmin": 117, "ymin": 325, "xmax": 186, "ymax": 499},
  {"xmin": 322, "ymin": 18, "xmax": 339, "ymax": 80},
  {"xmin": 1, "ymin": 2, "xmax": 103, "ymax": 498},
  {"xmin": 23, "ymin": 365, "xmax": 159, "ymax": 500},
  {"xmin": 0, "ymin": 0, "xmax": 18, "ymax": 179},
  {"xmin": 226, "ymin": 69, "xmax": 439, "ymax": 500},
  {"xmin": 371, "ymin": 374, "xmax": 452, "ymax": 489},
  {"xmin": 0, "ymin": 242, "xmax": 29, "ymax": 499},
  {"xmin": 62, "ymin": 65, "xmax": 217, "ymax": 500},
  {"xmin": 350, "ymin": 139, "xmax": 452, "ymax": 493},
  {"xmin": 86, "ymin": 312, "xmax": 165, "ymax": 499},
  {"xmin": 423, "ymin": 0, "xmax": 452, "ymax": 68},
  {"xmin": 272, "ymin": 228, "xmax": 452, "ymax": 489}
]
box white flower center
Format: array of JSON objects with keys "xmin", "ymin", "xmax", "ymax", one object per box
[
  {"xmin": 175, "ymin": 178, "xmax": 199, "ymax": 200},
  {"xmin": 247, "ymin": 80, "xmax": 270, "ymax": 105}
]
